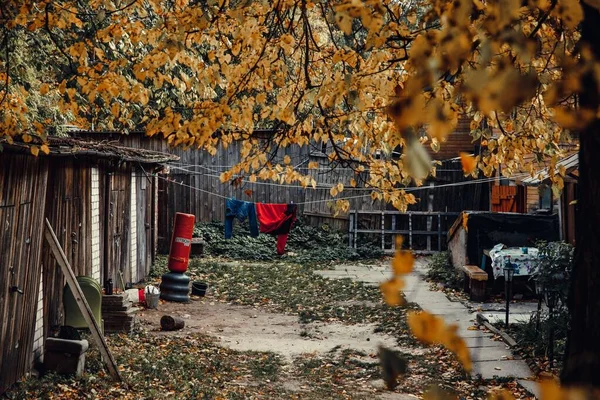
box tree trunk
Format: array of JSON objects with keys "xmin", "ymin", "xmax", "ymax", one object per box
[{"xmin": 560, "ymin": 4, "xmax": 600, "ymax": 386}]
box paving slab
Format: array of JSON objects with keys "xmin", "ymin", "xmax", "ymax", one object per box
[
  {"xmin": 470, "ymin": 346, "xmax": 521, "ymax": 362},
  {"xmin": 480, "ymin": 311, "xmax": 533, "ymax": 325},
  {"xmin": 314, "ymin": 259, "xmax": 534, "ymax": 381},
  {"xmin": 472, "ymin": 360, "xmax": 533, "ymax": 379},
  {"xmin": 518, "ymin": 379, "xmax": 541, "ymax": 399},
  {"xmin": 464, "ymin": 336, "xmax": 508, "ymax": 348}
]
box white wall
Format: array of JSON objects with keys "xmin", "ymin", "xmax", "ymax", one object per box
[
  {"xmin": 130, "ymin": 171, "xmax": 138, "ymax": 283},
  {"xmin": 91, "ymin": 168, "xmax": 101, "ymax": 282},
  {"xmin": 32, "ymin": 270, "xmax": 44, "ymax": 363}
]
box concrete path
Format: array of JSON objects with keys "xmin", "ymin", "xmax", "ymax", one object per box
[{"xmin": 315, "ymin": 259, "xmax": 535, "ymax": 382}]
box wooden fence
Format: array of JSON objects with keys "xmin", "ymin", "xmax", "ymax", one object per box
[
  {"xmin": 71, "ymin": 132, "xmax": 488, "ymax": 251},
  {"xmin": 348, "ymin": 210, "xmax": 462, "ymax": 253}
]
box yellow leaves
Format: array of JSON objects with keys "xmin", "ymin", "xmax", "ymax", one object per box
[
  {"xmin": 538, "ymin": 379, "xmax": 593, "ymax": 399},
  {"xmin": 280, "ymin": 34, "xmax": 295, "ymax": 55},
  {"xmin": 22, "ymin": 134, "xmax": 33, "ymax": 143},
  {"xmin": 406, "ymin": 11, "xmax": 418, "ymax": 25},
  {"xmin": 554, "ymin": 0, "xmax": 584, "ymax": 29},
  {"xmin": 387, "ymin": 93, "xmax": 426, "ymax": 133},
  {"xmin": 30, "ymin": 146, "xmax": 39, "ymax": 157},
  {"xmin": 488, "ymin": 389, "xmax": 516, "ymax": 400},
  {"xmin": 583, "ymin": 0, "xmax": 600, "ymax": 10},
  {"xmin": 283, "ymin": 155, "xmax": 291, "ymax": 165},
  {"xmin": 464, "ymin": 64, "xmax": 538, "ymax": 114},
  {"xmin": 552, "ymin": 107, "xmax": 595, "ymax": 130},
  {"xmin": 256, "ymin": 93, "xmax": 267, "ymax": 104},
  {"xmin": 460, "ymin": 152, "xmax": 477, "ymax": 174},
  {"xmin": 39, "ymin": 84, "xmax": 50, "ymax": 95},
  {"xmin": 392, "ymin": 250, "xmax": 414, "ymax": 275},
  {"xmin": 308, "ymin": 161, "xmax": 319, "ymax": 169},
  {"xmin": 40, "ymin": 144, "xmax": 50, "ymax": 155},
  {"xmin": 330, "ymin": 183, "xmax": 344, "ymax": 197},
  {"xmin": 407, "ymin": 311, "xmax": 472, "ymax": 372},
  {"xmin": 220, "ymin": 171, "xmax": 233, "ymax": 183},
  {"xmin": 332, "ymin": 199, "xmax": 351, "ymax": 216},
  {"xmin": 380, "ymin": 235, "xmax": 412, "ymax": 306},
  {"xmin": 380, "ymin": 278, "xmax": 405, "ymax": 306}
]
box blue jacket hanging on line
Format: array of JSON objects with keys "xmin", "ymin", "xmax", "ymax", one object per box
[{"xmin": 224, "ymin": 199, "xmax": 259, "ymax": 238}]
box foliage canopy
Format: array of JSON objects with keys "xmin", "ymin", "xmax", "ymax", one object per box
[{"xmin": 1, "ymin": 0, "xmax": 597, "ymax": 208}]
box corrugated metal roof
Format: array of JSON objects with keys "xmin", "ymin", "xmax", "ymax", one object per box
[{"xmin": 521, "ymin": 153, "xmax": 578, "ymax": 185}]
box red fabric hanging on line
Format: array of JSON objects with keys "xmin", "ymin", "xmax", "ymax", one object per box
[{"xmin": 255, "ymin": 203, "xmax": 297, "ymax": 255}]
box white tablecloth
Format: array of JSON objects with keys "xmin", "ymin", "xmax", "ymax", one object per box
[{"xmin": 489, "ymin": 245, "xmax": 539, "ymax": 279}]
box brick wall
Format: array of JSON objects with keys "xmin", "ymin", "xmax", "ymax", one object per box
[
  {"xmin": 91, "ymin": 168, "xmax": 101, "ymax": 282},
  {"xmin": 130, "ymin": 172, "xmax": 137, "ymax": 283},
  {"xmin": 32, "ymin": 271, "xmax": 44, "ymax": 363}
]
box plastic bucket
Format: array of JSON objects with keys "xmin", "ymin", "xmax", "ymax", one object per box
[
  {"xmin": 191, "ymin": 281, "xmax": 208, "ymax": 297},
  {"xmin": 146, "ymin": 293, "xmax": 160, "ymax": 309}
]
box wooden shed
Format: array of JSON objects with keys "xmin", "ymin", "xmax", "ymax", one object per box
[
  {"xmin": 0, "ymin": 137, "xmax": 177, "ymax": 394},
  {"xmin": 447, "ymin": 211, "xmax": 560, "ymax": 279},
  {"xmin": 519, "ymin": 153, "xmax": 578, "ymax": 246}
]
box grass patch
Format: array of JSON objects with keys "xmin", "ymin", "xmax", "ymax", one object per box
[{"xmin": 6, "ymin": 331, "xmax": 287, "ymax": 400}]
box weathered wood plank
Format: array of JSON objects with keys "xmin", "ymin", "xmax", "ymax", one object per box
[{"xmin": 44, "ymin": 219, "xmax": 122, "ymax": 382}]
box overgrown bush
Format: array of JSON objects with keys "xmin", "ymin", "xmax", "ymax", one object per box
[
  {"xmin": 512, "ymin": 241, "xmax": 574, "ymax": 372},
  {"xmin": 531, "ymin": 241, "xmax": 574, "ymax": 307},
  {"xmin": 511, "ymin": 307, "xmax": 569, "ymax": 371},
  {"xmin": 191, "ymin": 219, "xmax": 384, "ymax": 264},
  {"xmin": 426, "ymin": 251, "xmax": 462, "ymax": 288}
]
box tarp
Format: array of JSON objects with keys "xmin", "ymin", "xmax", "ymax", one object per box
[{"xmin": 460, "ymin": 212, "xmax": 559, "ymax": 270}]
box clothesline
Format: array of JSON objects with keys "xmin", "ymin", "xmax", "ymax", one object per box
[
  {"xmin": 165, "ymin": 165, "xmax": 532, "ymax": 192},
  {"xmin": 168, "ymin": 162, "xmax": 468, "ymax": 173},
  {"xmin": 153, "ymin": 170, "xmax": 532, "ymax": 206}
]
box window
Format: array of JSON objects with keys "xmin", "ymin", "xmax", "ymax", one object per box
[{"xmin": 539, "ymin": 185, "xmax": 552, "ymax": 211}]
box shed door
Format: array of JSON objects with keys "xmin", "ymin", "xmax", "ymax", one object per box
[
  {"xmin": 491, "ymin": 186, "xmax": 525, "ymax": 213},
  {"xmin": 107, "ymin": 174, "xmax": 130, "ymax": 288},
  {"xmin": 0, "ymin": 203, "xmax": 41, "ymax": 392},
  {"xmin": 136, "ymin": 175, "xmax": 152, "ymax": 280}
]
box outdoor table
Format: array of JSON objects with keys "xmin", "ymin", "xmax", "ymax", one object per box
[{"xmin": 488, "ymin": 245, "xmax": 539, "ymax": 279}]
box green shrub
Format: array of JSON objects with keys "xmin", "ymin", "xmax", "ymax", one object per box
[
  {"xmin": 531, "ymin": 241, "xmax": 574, "ymax": 307},
  {"xmin": 511, "ymin": 307, "xmax": 569, "ymax": 369},
  {"xmin": 191, "ymin": 219, "xmax": 384, "ymax": 264},
  {"xmin": 426, "ymin": 251, "xmax": 462, "ymax": 288}
]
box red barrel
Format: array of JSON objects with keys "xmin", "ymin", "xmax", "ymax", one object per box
[{"xmin": 167, "ymin": 213, "xmax": 196, "ymax": 272}]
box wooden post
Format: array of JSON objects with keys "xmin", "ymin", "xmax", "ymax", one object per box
[
  {"xmin": 557, "ymin": 195, "xmax": 564, "ymax": 241},
  {"xmin": 437, "ymin": 213, "xmax": 442, "ymax": 251},
  {"xmin": 348, "ymin": 212, "xmax": 354, "ymax": 247},
  {"xmin": 408, "ymin": 213, "xmax": 413, "ymax": 250},
  {"xmin": 353, "ymin": 210, "xmax": 358, "ymax": 249},
  {"xmin": 44, "ymin": 219, "xmax": 122, "ymax": 382},
  {"xmin": 381, "ymin": 211, "xmax": 385, "ymax": 251},
  {"xmin": 391, "ymin": 215, "xmax": 396, "ymax": 251},
  {"xmin": 427, "ymin": 183, "xmax": 433, "ymax": 251}
]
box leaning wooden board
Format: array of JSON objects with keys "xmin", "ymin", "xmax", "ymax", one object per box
[{"xmin": 44, "ymin": 219, "xmax": 122, "ymax": 382}]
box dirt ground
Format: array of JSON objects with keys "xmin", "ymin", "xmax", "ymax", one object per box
[
  {"xmin": 139, "ymin": 298, "xmax": 404, "ymax": 356},
  {"xmin": 137, "ymin": 296, "xmax": 419, "ymax": 399}
]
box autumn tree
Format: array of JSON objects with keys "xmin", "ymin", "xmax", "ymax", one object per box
[{"xmin": 1, "ymin": 0, "xmax": 600, "ymax": 387}]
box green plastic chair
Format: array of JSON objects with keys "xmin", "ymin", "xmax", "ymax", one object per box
[{"xmin": 63, "ymin": 276, "xmax": 103, "ymax": 332}]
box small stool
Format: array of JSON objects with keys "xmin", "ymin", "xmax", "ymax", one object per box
[{"xmin": 44, "ymin": 338, "xmax": 89, "ymax": 376}]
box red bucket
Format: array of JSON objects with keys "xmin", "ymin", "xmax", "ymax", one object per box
[{"xmin": 168, "ymin": 212, "xmax": 196, "ymax": 272}]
